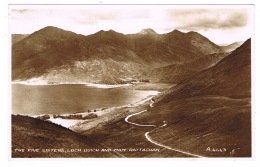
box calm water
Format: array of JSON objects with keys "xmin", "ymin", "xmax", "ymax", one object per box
[{"xmin": 12, "ymin": 84, "xmax": 157, "ymax": 115}]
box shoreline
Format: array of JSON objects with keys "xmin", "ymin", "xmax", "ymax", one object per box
[
  {"xmin": 12, "ymin": 81, "xmax": 173, "ymax": 92},
  {"xmin": 12, "ymin": 81, "xmax": 133, "ymax": 89},
  {"xmin": 12, "ymin": 81, "xmax": 169, "ymax": 130},
  {"xmin": 16, "ymin": 92, "xmax": 160, "ymax": 129}
]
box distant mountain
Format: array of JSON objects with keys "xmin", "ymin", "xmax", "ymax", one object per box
[
  {"xmin": 220, "ymin": 41, "xmax": 244, "ymax": 53},
  {"xmin": 148, "ymin": 52, "xmax": 228, "ymax": 83},
  {"xmin": 11, "ymin": 34, "xmax": 29, "ymax": 44},
  {"xmin": 128, "ymin": 29, "xmax": 223, "ymax": 67},
  {"xmin": 12, "ymin": 26, "xmax": 224, "ymax": 84},
  {"xmin": 138, "ymin": 28, "xmax": 157, "ymax": 35},
  {"xmin": 136, "ymin": 39, "xmax": 251, "ymax": 157},
  {"xmin": 185, "ymin": 31, "xmax": 224, "ymax": 55},
  {"xmin": 12, "ymin": 26, "xmax": 92, "ymax": 82}
]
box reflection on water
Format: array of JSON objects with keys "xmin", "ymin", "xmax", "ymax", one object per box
[{"xmin": 12, "ymin": 84, "xmax": 158, "ymax": 115}]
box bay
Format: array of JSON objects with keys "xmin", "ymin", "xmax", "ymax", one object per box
[{"xmin": 12, "ymin": 84, "xmax": 157, "ymax": 115}]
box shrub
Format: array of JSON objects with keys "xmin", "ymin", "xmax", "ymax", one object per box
[
  {"xmin": 140, "ymin": 79, "xmax": 150, "ymax": 83},
  {"xmin": 83, "ymin": 113, "xmax": 98, "ymax": 119},
  {"xmin": 37, "ymin": 114, "xmax": 50, "ymax": 120}
]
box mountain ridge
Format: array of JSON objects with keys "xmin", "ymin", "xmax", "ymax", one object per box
[{"xmin": 12, "ymin": 26, "xmax": 225, "ymax": 84}]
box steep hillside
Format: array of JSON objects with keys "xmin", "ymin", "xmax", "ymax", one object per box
[
  {"xmin": 185, "ymin": 31, "xmax": 223, "ymax": 55},
  {"xmin": 149, "ymin": 52, "xmax": 227, "ymax": 83},
  {"xmin": 38, "ymin": 59, "xmax": 147, "ymax": 84},
  {"xmin": 160, "ymin": 39, "xmax": 251, "ymax": 101},
  {"xmin": 12, "ymin": 26, "xmax": 90, "ymax": 81},
  {"xmin": 12, "ymin": 114, "xmax": 119, "ymax": 158}
]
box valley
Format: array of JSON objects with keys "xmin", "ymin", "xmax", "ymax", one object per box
[{"xmin": 11, "ymin": 26, "xmax": 251, "ymax": 158}]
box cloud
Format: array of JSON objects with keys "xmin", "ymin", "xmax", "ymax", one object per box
[
  {"xmin": 71, "ymin": 8, "xmax": 150, "ymax": 25},
  {"xmin": 9, "ymin": 5, "xmax": 252, "ymax": 44},
  {"xmin": 10, "ymin": 9, "xmax": 53, "ymax": 20},
  {"xmin": 167, "ymin": 9, "xmax": 248, "ymax": 31},
  {"xmin": 11, "ymin": 9, "xmax": 34, "ymax": 13},
  {"xmin": 70, "ymin": 10, "xmax": 118, "ymax": 26}
]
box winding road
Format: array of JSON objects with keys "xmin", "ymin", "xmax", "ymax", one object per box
[
  {"xmin": 125, "ymin": 110, "xmax": 156, "ymax": 127},
  {"xmin": 145, "ymin": 132, "xmax": 205, "ymax": 158},
  {"xmin": 124, "ymin": 99, "xmax": 206, "ymax": 158}
]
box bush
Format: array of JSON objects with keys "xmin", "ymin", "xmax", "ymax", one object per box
[
  {"xmin": 83, "ymin": 113, "xmax": 98, "ymax": 119},
  {"xmin": 140, "ymin": 79, "xmax": 150, "ymax": 83},
  {"xmin": 37, "ymin": 114, "xmax": 50, "ymax": 120}
]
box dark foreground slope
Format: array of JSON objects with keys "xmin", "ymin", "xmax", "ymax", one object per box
[{"xmin": 12, "ymin": 115, "xmax": 119, "ymax": 158}]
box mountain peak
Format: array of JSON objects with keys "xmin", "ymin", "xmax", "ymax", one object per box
[
  {"xmin": 40, "ymin": 26, "xmax": 64, "ymax": 32},
  {"xmin": 96, "ymin": 29, "xmax": 119, "ymax": 35},
  {"xmin": 170, "ymin": 29, "xmax": 183, "ymax": 34},
  {"xmin": 43, "ymin": 26, "xmax": 59, "ymax": 30},
  {"xmin": 33, "ymin": 26, "xmax": 77, "ymax": 37},
  {"xmin": 139, "ymin": 28, "xmax": 157, "ymax": 35},
  {"xmin": 186, "ymin": 31, "xmax": 202, "ymax": 37},
  {"xmin": 187, "ymin": 31, "xmax": 198, "ymax": 34},
  {"xmin": 167, "ymin": 29, "xmax": 185, "ymax": 36}
]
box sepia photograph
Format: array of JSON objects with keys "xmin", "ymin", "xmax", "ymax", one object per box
[{"xmin": 10, "ymin": 4, "xmax": 253, "ymax": 158}]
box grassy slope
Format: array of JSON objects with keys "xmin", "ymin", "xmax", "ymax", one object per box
[
  {"xmin": 12, "ymin": 115, "xmax": 118, "ymax": 158},
  {"xmin": 78, "ymin": 101, "xmax": 191, "ymax": 157},
  {"xmin": 80, "ymin": 39, "xmax": 251, "ymax": 157},
  {"xmin": 134, "ymin": 39, "xmax": 251, "ymax": 157},
  {"xmin": 132, "ymin": 96, "xmax": 251, "ymax": 157}
]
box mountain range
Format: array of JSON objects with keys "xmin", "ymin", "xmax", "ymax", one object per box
[{"xmin": 12, "ymin": 26, "xmax": 228, "ymax": 84}]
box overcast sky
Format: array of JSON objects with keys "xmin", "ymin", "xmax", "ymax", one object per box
[{"xmin": 9, "ymin": 5, "xmax": 253, "ymax": 44}]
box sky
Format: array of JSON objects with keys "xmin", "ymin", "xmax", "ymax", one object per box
[{"xmin": 9, "ymin": 5, "xmax": 254, "ymax": 44}]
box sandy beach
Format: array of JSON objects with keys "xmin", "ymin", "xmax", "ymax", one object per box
[{"xmin": 29, "ymin": 91, "xmax": 159, "ymax": 129}]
